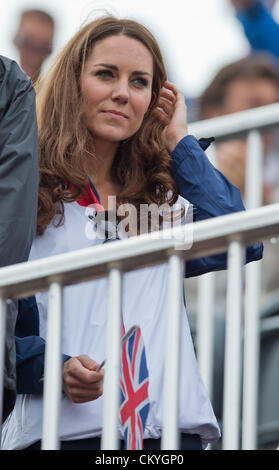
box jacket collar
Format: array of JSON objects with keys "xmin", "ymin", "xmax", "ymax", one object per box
[{"xmin": 76, "ymin": 178, "xmax": 101, "ymax": 208}]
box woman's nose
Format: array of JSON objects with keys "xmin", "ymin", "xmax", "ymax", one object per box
[{"xmin": 111, "ymin": 79, "xmax": 129, "ymax": 104}]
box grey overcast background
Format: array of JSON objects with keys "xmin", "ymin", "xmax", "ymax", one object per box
[{"xmin": 1, "ymin": 0, "xmax": 279, "ymax": 98}]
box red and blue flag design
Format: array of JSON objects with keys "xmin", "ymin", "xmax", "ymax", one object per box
[{"xmin": 120, "ymin": 325, "xmax": 150, "ymax": 450}]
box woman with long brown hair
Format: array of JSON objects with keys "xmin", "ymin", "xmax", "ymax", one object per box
[
  {"xmin": 36, "ymin": 17, "xmax": 179, "ymax": 236},
  {"xmin": 2, "ymin": 16, "xmax": 262, "ymax": 450}
]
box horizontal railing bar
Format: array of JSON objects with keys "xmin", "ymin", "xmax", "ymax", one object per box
[
  {"xmin": 189, "ymin": 102, "xmax": 279, "ymax": 141},
  {"xmin": 0, "ymin": 203, "xmax": 278, "ymax": 299}
]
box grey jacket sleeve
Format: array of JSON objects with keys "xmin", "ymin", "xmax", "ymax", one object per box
[
  {"xmin": 0, "ymin": 56, "xmax": 38, "ymax": 422},
  {"xmin": 0, "ymin": 55, "xmax": 38, "ymax": 268}
]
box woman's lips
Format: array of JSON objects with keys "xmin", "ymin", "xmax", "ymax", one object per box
[{"xmin": 102, "ymin": 110, "xmax": 128, "ymax": 119}]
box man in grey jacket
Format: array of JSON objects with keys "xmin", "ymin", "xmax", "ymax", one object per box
[{"xmin": 0, "ymin": 55, "xmax": 38, "ymax": 422}]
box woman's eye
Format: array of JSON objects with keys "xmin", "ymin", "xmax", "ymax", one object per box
[
  {"xmin": 133, "ymin": 77, "xmax": 148, "ymax": 88},
  {"xmin": 95, "ymin": 70, "xmax": 113, "ymax": 79}
]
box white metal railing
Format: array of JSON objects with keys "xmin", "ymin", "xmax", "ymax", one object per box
[
  {"xmin": 0, "ymin": 204, "xmax": 279, "ymax": 450},
  {"xmin": 189, "ymin": 102, "xmax": 279, "ymax": 140},
  {"xmin": 0, "ymin": 103, "xmax": 279, "ymax": 450}
]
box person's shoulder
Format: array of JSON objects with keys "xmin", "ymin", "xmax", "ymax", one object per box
[
  {"xmin": 0, "ymin": 55, "xmax": 32, "ymax": 106},
  {"xmin": 0, "ymin": 55, "xmax": 30, "ymax": 81}
]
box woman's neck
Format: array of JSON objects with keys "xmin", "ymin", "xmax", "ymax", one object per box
[{"xmin": 84, "ymin": 139, "xmax": 119, "ymax": 187}]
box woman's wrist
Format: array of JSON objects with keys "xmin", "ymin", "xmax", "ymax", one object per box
[{"xmin": 166, "ymin": 130, "xmax": 188, "ymax": 153}]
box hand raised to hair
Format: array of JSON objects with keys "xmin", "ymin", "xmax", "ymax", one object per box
[
  {"xmin": 62, "ymin": 355, "xmax": 104, "ymax": 404},
  {"xmin": 154, "ymin": 81, "xmax": 188, "ymax": 153}
]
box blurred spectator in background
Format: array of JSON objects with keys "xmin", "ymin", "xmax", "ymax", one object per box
[
  {"xmin": 231, "ymin": 0, "xmax": 279, "ymax": 62},
  {"xmin": 199, "ymin": 55, "xmax": 279, "ymax": 204},
  {"xmin": 13, "ymin": 9, "xmax": 55, "ymax": 83},
  {"xmin": 186, "ymin": 55, "xmax": 279, "ymax": 318}
]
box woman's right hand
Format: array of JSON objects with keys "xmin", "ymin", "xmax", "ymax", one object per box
[
  {"xmin": 62, "ymin": 355, "xmax": 104, "ymax": 403},
  {"xmin": 155, "ymin": 81, "xmax": 188, "ymax": 153}
]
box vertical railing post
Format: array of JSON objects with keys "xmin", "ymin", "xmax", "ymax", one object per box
[
  {"xmin": 242, "ymin": 130, "xmax": 263, "ymax": 449},
  {"xmin": 101, "ymin": 264, "xmax": 122, "ymax": 450},
  {"xmin": 41, "ymin": 280, "xmax": 63, "ymax": 450},
  {"xmin": 242, "ymin": 262, "xmax": 262, "ymax": 449},
  {"xmin": 245, "ymin": 130, "xmax": 263, "ymax": 210},
  {"xmin": 196, "ymin": 142, "xmax": 217, "ymax": 403},
  {"xmin": 222, "ymin": 240, "xmax": 245, "ymax": 450},
  {"xmin": 162, "ymin": 252, "xmax": 183, "ymax": 450},
  {"xmin": 197, "ymin": 272, "xmax": 215, "ymax": 400},
  {"xmin": 0, "ymin": 296, "xmax": 7, "ymax": 447}
]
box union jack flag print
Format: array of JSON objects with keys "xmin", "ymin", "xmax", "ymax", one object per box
[{"xmin": 120, "ymin": 325, "xmax": 150, "ymax": 450}]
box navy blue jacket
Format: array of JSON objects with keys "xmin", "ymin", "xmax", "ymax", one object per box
[{"xmin": 15, "ymin": 135, "xmax": 263, "ymax": 394}]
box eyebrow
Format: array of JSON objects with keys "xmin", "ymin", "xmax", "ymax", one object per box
[{"xmin": 94, "ymin": 63, "xmax": 153, "ymax": 78}]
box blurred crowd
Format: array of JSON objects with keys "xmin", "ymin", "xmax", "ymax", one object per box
[{"xmin": 2, "ymin": 0, "xmax": 279, "ymax": 450}]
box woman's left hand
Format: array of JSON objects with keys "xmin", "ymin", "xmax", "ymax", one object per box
[{"xmin": 155, "ymin": 81, "xmax": 188, "ymax": 153}]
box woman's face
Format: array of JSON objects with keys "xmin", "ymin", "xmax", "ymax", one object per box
[{"xmin": 80, "ymin": 34, "xmax": 154, "ymax": 150}]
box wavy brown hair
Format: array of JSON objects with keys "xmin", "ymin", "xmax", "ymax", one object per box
[{"xmin": 36, "ymin": 16, "xmax": 179, "ymax": 235}]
